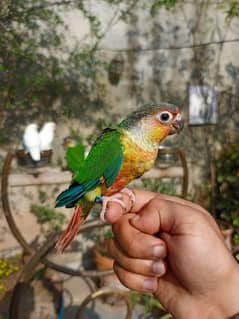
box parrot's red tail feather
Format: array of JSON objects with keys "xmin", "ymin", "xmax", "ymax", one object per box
[{"xmin": 55, "ymin": 206, "xmax": 85, "ymax": 253}]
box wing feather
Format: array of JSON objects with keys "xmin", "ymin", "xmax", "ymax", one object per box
[{"xmin": 73, "ymin": 128, "xmax": 124, "ymax": 188}]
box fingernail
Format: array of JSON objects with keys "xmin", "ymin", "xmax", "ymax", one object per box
[
  {"xmin": 152, "ymin": 245, "xmax": 166, "ymax": 258},
  {"xmin": 143, "ymin": 278, "xmax": 157, "ymax": 292},
  {"xmin": 152, "ymin": 261, "xmax": 165, "ymax": 276}
]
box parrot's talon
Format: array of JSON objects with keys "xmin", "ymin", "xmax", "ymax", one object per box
[
  {"xmin": 121, "ymin": 188, "xmax": 136, "ymax": 210},
  {"xmin": 99, "ymin": 194, "xmax": 127, "ymax": 221}
]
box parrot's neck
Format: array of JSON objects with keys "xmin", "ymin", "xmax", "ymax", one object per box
[{"xmin": 123, "ymin": 124, "xmax": 160, "ymax": 152}]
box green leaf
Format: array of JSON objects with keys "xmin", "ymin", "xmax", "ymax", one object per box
[
  {"xmin": 66, "ymin": 142, "xmax": 85, "ymax": 173},
  {"xmin": 104, "ymin": 229, "xmax": 114, "ymax": 239},
  {"xmin": 226, "ymin": 1, "xmax": 239, "ymax": 20},
  {"xmin": 226, "ymin": 175, "xmax": 238, "ymax": 183},
  {"xmin": 217, "ymin": 175, "xmax": 224, "ymax": 183},
  {"xmin": 233, "ymin": 233, "xmax": 239, "ymax": 245},
  {"xmin": 0, "ymin": 64, "xmax": 5, "ymax": 72},
  {"xmin": 233, "ymin": 216, "xmax": 239, "ymax": 227},
  {"xmin": 151, "ymin": 0, "xmax": 177, "ymax": 15},
  {"xmin": 30, "ymin": 204, "xmax": 65, "ymax": 224}
]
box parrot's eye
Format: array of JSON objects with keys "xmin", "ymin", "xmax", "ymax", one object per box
[{"xmin": 156, "ymin": 111, "xmax": 173, "ymax": 124}]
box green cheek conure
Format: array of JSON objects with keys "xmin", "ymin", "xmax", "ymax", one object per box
[{"xmin": 55, "ymin": 103, "xmax": 184, "ymax": 252}]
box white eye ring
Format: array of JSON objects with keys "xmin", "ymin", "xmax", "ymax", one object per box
[{"xmin": 156, "ymin": 111, "xmax": 173, "ymax": 124}]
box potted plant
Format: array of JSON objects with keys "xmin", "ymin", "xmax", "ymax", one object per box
[{"xmin": 213, "ymin": 142, "xmax": 239, "ymax": 252}]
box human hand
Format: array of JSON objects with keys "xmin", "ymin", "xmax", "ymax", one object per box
[{"xmin": 105, "ymin": 189, "xmax": 239, "ymax": 319}]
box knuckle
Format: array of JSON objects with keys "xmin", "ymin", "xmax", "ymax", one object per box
[
  {"xmin": 125, "ymin": 237, "xmax": 138, "ymax": 256},
  {"xmin": 112, "ymin": 218, "xmax": 124, "ymax": 235},
  {"xmin": 113, "ymin": 263, "xmax": 129, "ymax": 287},
  {"xmin": 113, "ymin": 262, "xmax": 141, "ymax": 291}
]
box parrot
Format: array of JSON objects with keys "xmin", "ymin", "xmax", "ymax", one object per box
[
  {"xmin": 23, "ymin": 123, "xmax": 41, "ymax": 161},
  {"xmin": 55, "ymin": 103, "xmax": 184, "ymax": 252},
  {"xmin": 63, "ymin": 136, "xmax": 80, "ymax": 149},
  {"xmin": 39, "ymin": 122, "xmax": 56, "ymax": 151},
  {"xmin": 63, "ymin": 136, "xmax": 85, "ymax": 173}
]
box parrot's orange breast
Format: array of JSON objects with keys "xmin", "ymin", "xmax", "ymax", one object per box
[{"xmin": 105, "ymin": 134, "xmax": 158, "ymax": 195}]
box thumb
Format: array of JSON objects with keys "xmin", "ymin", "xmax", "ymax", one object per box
[
  {"xmin": 130, "ymin": 198, "xmax": 161, "ymax": 235},
  {"xmin": 130, "ymin": 196, "xmax": 179, "ymax": 235}
]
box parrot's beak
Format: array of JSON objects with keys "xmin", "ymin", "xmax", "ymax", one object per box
[{"xmin": 170, "ymin": 114, "xmax": 184, "ymax": 135}]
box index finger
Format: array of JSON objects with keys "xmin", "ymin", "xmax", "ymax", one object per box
[{"xmin": 156, "ymin": 193, "xmax": 221, "ymax": 236}]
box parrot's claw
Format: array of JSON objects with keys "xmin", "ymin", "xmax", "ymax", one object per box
[
  {"xmin": 98, "ymin": 194, "xmax": 127, "ymax": 221},
  {"xmin": 120, "ymin": 188, "xmax": 136, "ymax": 209}
]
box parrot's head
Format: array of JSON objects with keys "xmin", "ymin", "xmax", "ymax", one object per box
[
  {"xmin": 120, "ymin": 103, "xmax": 183, "ymax": 149},
  {"xmin": 43, "ymin": 122, "xmax": 56, "ymax": 131},
  {"xmin": 26, "ymin": 123, "xmax": 38, "ymax": 132},
  {"xmin": 63, "ymin": 136, "xmax": 79, "ymax": 149}
]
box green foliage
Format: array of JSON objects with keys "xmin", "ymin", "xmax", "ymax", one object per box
[
  {"xmin": 0, "ymin": 0, "xmax": 109, "ymax": 136},
  {"xmin": 103, "ymin": 229, "xmax": 114, "ymax": 239},
  {"xmin": 30, "ymin": 203, "xmax": 66, "ymax": 233},
  {"xmin": 0, "ymin": 1, "xmax": 67, "ymax": 111},
  {"xmin": 38, "ymin": 190, "xmax": 48, "ymax": 204},
  {"xmin": 233, "ymin": 233, "xmax": 239, "ymax": 245},
  {"xmin": 235, "ymin": 252, "xmax": 239, "ymax": 262},
  {"xmin": 141, "ymin": 293, "xmax": 164, "ymax": 313},
  {"xmin": 131, "ymin": 291, "xmax": 172, "ymax": 317},
  {"xmin": 226, "ymin": 1, "xmax": 239, "ymax": 19},
  {"xmin": 150, "ymin": 0, "xmax": 177, "ymax": 15},
  {"xmin": 0, "ymin": 256, "xmax": 20, "ymax": 294},
  {"xmin": 141, "ymin": 178, "xmax": 177, "ymax": 195},
  {"xmin": 214, "ymin": 142, "xmax": 239, "ymax": 243},
  {"xmin": 217, "ymin": 1, "xmax": 239, "ymax": 20}
]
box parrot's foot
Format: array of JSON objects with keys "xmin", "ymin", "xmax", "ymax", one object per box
[
  {"xmin": 120, "ymin": 188, "xmax": 136, "ymax": 210},
  {"xmin": 95, "ymin": 194, "xmax": 126, "ymax": 221}
]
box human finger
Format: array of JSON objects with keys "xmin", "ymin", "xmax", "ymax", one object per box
[
  {"xmin": 108, "ymin": 239, "xmax": 167, "ymax": 277},
  {"xmin": 157, "ymin": 193, "xmax": 208, "ymax": 214},
  {"xmin": 156, "ymin": 193, "xmax": 221, "ymax": 234},
  {"xmin": 130, "ymin": 196, "xmax": 202, "ymax": 235},
  {"xmin": 113, "ymin": 262, "xmax": 158, "ymax": 293},
  {"xmin": 112, "ymin": 214, "xmax": 167, "ymax": 259}
]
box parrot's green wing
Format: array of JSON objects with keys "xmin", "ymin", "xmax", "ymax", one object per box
[
  {"xmin": 55, "ymin": 128, "xmax": 124, "ymax": 207},
  {"xmin": 73, "ymin": 128, "xmax": 124, "ymax": 188}
]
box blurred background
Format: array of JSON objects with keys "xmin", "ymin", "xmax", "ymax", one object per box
[{"xmin": 0, "ymin": 1, "xmax": 239, "ymax": 318}]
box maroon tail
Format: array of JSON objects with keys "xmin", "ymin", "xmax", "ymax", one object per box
[{"xmin": 55, "ymin": 206, "xmax": 86, "ymax": 253}]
